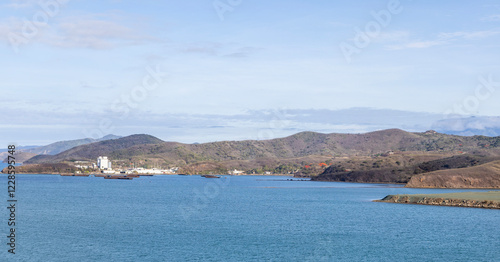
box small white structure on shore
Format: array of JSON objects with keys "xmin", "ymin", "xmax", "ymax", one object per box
[
  {"xmin": 229, "ymin": 169, "xmax": 245, "ymax": 175},
  {"xmin": 133, "ymin": 168, "xmax": 165, "ymax": 174},
  {"xmin": 97, "ymin": 156, "xmax": 112, "ymax": 170}
]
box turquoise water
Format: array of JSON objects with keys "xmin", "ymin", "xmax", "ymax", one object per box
[{"xmin": 0, "ymin": 166, "xmax": 499, "ymax": 261}]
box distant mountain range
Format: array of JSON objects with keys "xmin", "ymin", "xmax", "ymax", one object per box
[
  {"xmin": 1, "ymin": 135, "xmax": 121, "ymax": 163},
  {"xmin": 10, "ymin": 129, "xmax": 500, "ymax": 188},
  {"xmin": 22, "ymin": 134, "xmax": 122, "ymax": 155},
  {"xmin": 25, "ymin": 129, "xmax": 500, "ymax": 165},
  {"xmin": 0, "ymin": 145, "xmax": 39, "ymax": 153},
  {"xmin": 432, "ymin": 116, "xmax": 500, "ymax": 137}
]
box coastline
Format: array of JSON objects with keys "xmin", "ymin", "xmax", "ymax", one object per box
[
  {"xmin": 375, "ymin": 191, "xmax": 500, "ymax": 209},
  {"xmin": 310, "ymin": 175, "xmax": 500, "ymax": 189},
  {"xmin": 9, "ymin": 172, "xmax": 295, "ymax": 177},
  {"xmin": 310, "ymin": 179, "xmax": 407, "ymax": 185}
]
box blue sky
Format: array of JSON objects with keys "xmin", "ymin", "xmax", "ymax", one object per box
[{"xmin": 1, "ymin": 0, "xmax": 500, "ymax": 145}]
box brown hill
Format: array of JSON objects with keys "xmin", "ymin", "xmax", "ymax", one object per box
[
  {"xmin": 406, "ymin": 161, "xmax": 500, "ymax": 188},
  {"xmin": 312, "ymin": 153, "xmax": 499, "ymax": 183},
  {"xmin": 25, "ymin": 129, "xmax": 500, "ymax": 165},
  {"xmin": 26, "ymin": 134, "xmax": 164, "ymax": 163},
  {"xmin": 22, "ymin": 129, "xmax": 500, "ymax": 179}
]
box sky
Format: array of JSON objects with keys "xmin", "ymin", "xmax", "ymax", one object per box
[{"xmin": 1, "ymin": 0, "xmax": 500, "ymax": 146}]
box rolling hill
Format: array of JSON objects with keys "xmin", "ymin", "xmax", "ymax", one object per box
[
  {"xmin": 24, "ymin": 129, "xmax": 500, "ymax": 168},
  {"xmin": 406, "ymin": 160, "xmax": 500, "ymax": 188},
  {"xmin": 14, "ymin": 128, "xmax": 500, "ymax": 188},
  {"xmin": 26, "ymin": 129, "xmax": 500, "ymax": 163},
  {"xmin": 312, "ymin": 153, "xmax": 500, "ymax": 184},
  {"xmin": 26, "ymin": 134, "xmax": 162, "ymax": 163}
]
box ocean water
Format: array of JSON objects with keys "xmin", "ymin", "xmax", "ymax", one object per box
[{"xmin": 0, "ymin": 165, "xmax": 498, "ymax": 261}]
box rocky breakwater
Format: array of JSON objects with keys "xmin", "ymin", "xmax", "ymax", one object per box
[{"xmin": 375, "ymin": 191, "xmax": 500, "ymax": 209}]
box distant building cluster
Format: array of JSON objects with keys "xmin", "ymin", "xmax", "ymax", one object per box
[
  {"xmin": 72, "ymin": 156, "xmax": 179, "ymax": 175},
  {"xmin": 95, "ymin": 156, "xmax": 177, "ymax": 174},
  {"xmin": 97, "ymin": 156, "xmax": 112, "ymax": 170},
  {"xmin": 74, "ymin": 161, "xmax": 94, "ymax": 169}
]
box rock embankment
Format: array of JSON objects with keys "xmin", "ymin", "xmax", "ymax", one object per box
[{"xmin": 376, "ymin": 192, "xmax": 500, "ymax": 209}]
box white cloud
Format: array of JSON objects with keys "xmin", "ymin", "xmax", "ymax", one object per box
[
  {"xmin": 481, "ymin": 14, "xmax": 500, "ymax": 22},
  {"xmin": 373, "ymin": 31, "xmax": 410, "ymax": 43},
  {"xmin": 386, "ymin": 30, "xmax": 500, "ymax": 50},
  {"xmin": 388, "ymin": 40, "xmax": 445, "ymax": 50},
  {"xmin": 224, "ymin": 47, "xmax": 262, "ymax": 58},
  {"xmin": 0, "ymin": 107, "xmax": 445, "ymax": 145},
  {"xmin": 4, "ymin": 0, "xmax": 69, "ymax": 9},
  {"xmin": 438, "ymin": 30, "xmax": 500, "ymax": 40},
  {"xmin": 328, "ymin": 21, "xmax": 351, "ymax": 28},
  {"xmin": 4, "ymin": 0, "xmax": 37, "ymax": 8},
  {"xmin": 180, "ymin": 42, "xmax": 222, "ymax": 55},
  {"xmin": 46, "ymin": 17, "xmax": 152, "ymax": 49},
  {"xmin": 0, "ymin": 18, "xmax": 32, "ymax": 49},
  {"xmin": 0, "ymin": 12, "xmax": 155, "ymax": 50},
  {"xmin": 0, "ymin": 22, "xmax": 13, "ymax": 37},
  {"xmin": 179, "ymin": 42, "xmax": 261, "ymax": 58}
]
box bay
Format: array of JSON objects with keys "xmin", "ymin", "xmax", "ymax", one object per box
[{"xmin": 0, "ymin": 163, "xmax": 498, "ymax": 261}]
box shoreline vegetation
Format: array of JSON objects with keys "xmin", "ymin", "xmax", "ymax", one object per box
[{"xmin": 375, "ymin": 191, "xmax": 500, "ymax": 209}]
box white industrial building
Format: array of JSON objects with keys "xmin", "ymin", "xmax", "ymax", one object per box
[
  {"xmin": 97, "ymin": 156, "xmax": 112, "ymax": 170},
  {"xmin": 229, "ymin": 169, "xmax": 245, "ymax": 175}
]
